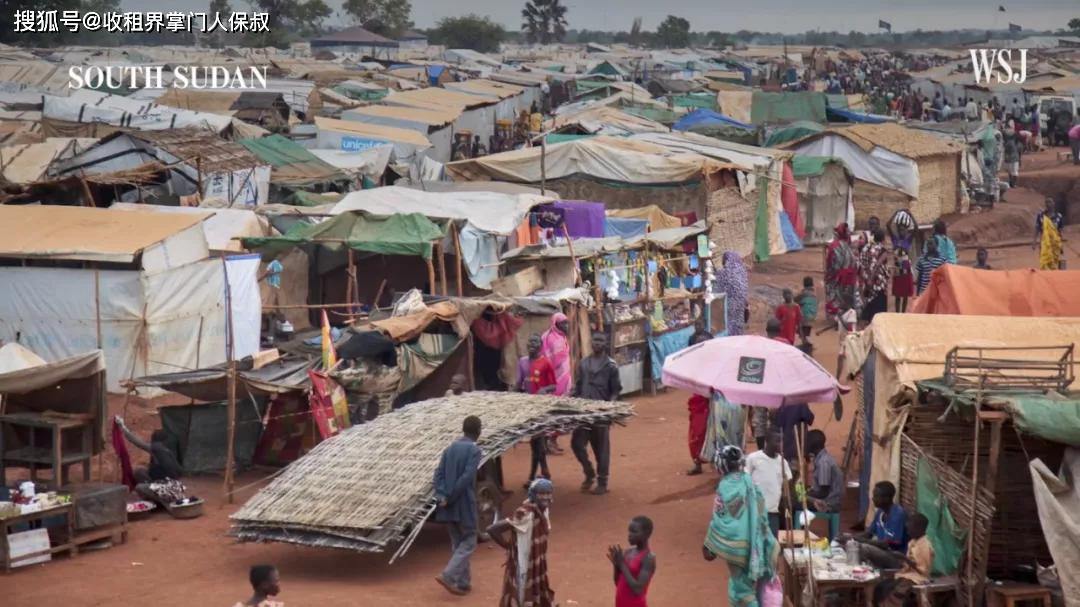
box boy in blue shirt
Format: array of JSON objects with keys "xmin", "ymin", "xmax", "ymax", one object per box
[
  {"xmin": 794, "ymin": 276, "xmax": 818, "ymax": 349},
  {"xmin": 846, "ymin": 480, "xmax": 909, "ymax": 569}
]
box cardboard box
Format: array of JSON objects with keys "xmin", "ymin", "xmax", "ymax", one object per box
[{"xmin": 491, "ymin": 266, "xmax": 543, "ymax": 297}]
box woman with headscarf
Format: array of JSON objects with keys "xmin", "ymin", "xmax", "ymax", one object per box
[
  {"xmin": 487, "ymin": 478, "xmax": 556, "ymax": 607},
  {"xmin": 714, "ymin": 251, "xmax": 749, "ymax": 337},
  {"xmin": 541, "ymin": 313, "xmax": 572, "ymax": 453},
  {"xmin": 702, "ymin": 446, "xmax": 778, "ymax": 607},
  {"xmin": 922, "ymin": 219, "xmax": 957, "ymax": 265},
  {"xmin": 859, "ymin": 229, "xmax": 891, "ymax": 322},
  {"xmin": 825, "ymin": 223, "xmax": 858, "ymax": 317}
]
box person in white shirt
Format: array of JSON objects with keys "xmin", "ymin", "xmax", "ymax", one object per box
[
  {"xmin": 965, "ymin": 98, "xmax": 978, "ymax": 121},
  {"xmin": 745, "ymin": 428, "xmax": 792, "ymax": 537}
]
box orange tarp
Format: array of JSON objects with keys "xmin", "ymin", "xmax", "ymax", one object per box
[{"xmin": 911, "ymin": 265, "xmax": 1080, "ymax": 316}]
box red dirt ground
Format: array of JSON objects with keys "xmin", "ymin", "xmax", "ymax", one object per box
[{"xmin": 4, "ymin": 148, "xmax": 1078, "ymax": 606}]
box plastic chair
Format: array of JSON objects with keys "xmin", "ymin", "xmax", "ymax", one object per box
[{"xmin": 794, "ymin": 510, "xmax": 841, "ymax": 542}]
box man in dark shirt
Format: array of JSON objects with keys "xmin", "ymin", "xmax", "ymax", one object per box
[
  {"xmin": 433, "ymin": 415, "xmax": 483, "ymax": 596},
  {"xmin": 116, "ymin": 416, "xmax": 182, "ymax": 481},
  {"xmin": 571, "ymin": 332, "xmax": 621, "ymax": 495},
  {"xmin": 805, "ymin": 429, "xmax": 844, "ymax": 514}
]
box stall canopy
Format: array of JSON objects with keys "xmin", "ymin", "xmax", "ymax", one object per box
[
  {"xmin": 750, "ymin": 91, "xmax": 828, "ymax": 124},
  {"xmin": 765, "ymin": 121, "xmax": 825, "ymax": 148},
  {"xmin": 911, "ymin": 266, "xmax": 1080, "ymax": 316},
  {"xmin": 242, "ymin": 211, "xmax": 444, "ymax": 259},
  {"xmin": 502, "ymin": 220, "xmax": 709, "ymax": 260},
  {"xmin": 130, "ymin": 356, "xmax": 316, "ymax": 402}
]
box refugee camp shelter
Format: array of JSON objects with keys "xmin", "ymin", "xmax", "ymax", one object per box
[
  {"xmin": 342, "ymin": 104, "xmax": 456, "ymax": 162},
  {"xmin": 781, "ymin": 123, "xmax": 963, "ymax": 228},
  {"xmin": 238, "ymin": 133, "xmax": 348, "ymax": 191},
  {"xmin": 382, "ymin": 87, "xmax": 511, "ymax": 151},
  {"xmin": 49, "ymin": 128, "xmax": 272, "ymax": 207},
  {"xmin": 912, "ymin": 266, "xmax": 1080, "ymax": 316},
  {"xmin": 109, "ymin": 203, "xmax": 271, "ymax": 254},
  {"xmin": 851, "ymin": 313, "xmax": 1080, "ymax": 600},
  {"xmin": 0, "ymin": 138, "xmax": 96, "ymax": 185},
  {"xmin": 313, "ymin": 116, "xmax": 431, "ymax": 166},
  {"xmin": 155, "ymin": 89, "xmax": 293, "ymax": 132},
  {"xmin": 0, "ymin": 206, "xmax": 261, "ymax": 391},
  {"xmin": 790, "ymin": 156, "xmax": 853, "ymax": 244}
]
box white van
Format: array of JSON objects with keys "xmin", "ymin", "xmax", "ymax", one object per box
[{"xmin": 1036, "ymin": 95, "xmax": 1076, "ymax": 132}]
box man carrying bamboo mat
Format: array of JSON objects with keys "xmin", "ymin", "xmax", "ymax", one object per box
[{"xmin": 434, "ymin": 415, "xmax": 483, "ymax": 596}]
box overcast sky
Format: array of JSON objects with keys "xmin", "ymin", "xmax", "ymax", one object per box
[{"xmin": 123, "ymin": 0, "xmax": 1077, "ymax": 34}]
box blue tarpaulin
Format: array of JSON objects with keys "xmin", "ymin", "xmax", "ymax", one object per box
[
  {"xmin": 427, "ymin": 65, "xmax": 446, "ymax": 86},
  {"xmin": 826, "ymin": 106, "xmax": 890, "ymax": 124},
  {"xmin": 604, "ymin": 217, "xmax": 649, "ymax": 239},
  {"xmin": 648, "ymin": 325, "xmax": 695, "ymax": 383},
  {"xmin": 673, "ymin": 108, "xmax": 754, "ymax": 132}
]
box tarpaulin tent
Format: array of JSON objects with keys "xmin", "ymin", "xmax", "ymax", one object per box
[
  {"xmin": 825, "ymin": 106, "xmax": 891, "ymax": 124},
  {"xmin": 789, "ymin": 156, "xmax": 853, "ymax": 244},
  {"xmin": 314, "ymin": 116, "xmax": 431, "ymax": 165},
  {"xmin": 242, "ymin": 211, "xmax": 445, "ymax": 260},
  {"xmin": 765, "ymin": 121, "xmax": 825, "ymax": 148},
  {"xmin": 911, "ymin": 266, "xmax": 1080, "ymax": 316},
  {"xmin": 238, "ymin": 134, "xmax": 347, "ymax": 187},
  {"xmin": 750, "ymin": 92, "xmax": 828, "ymax": 124},
  {"xmin": 673, "ymin": 108, "xmax": 753, "ymax": 132}
]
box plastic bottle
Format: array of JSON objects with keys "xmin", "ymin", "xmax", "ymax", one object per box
[{"xmin": 845, "ymin": 539, "xmax": 860, "ymax": 565}]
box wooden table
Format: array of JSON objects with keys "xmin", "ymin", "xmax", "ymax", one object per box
[
  {"xmin": 986, "ymin": 583, "xmax": 1052, "ymax": 607},
  {"xmin": 1, "ymin": 503, "xmax": 76, "ymax": 573},
  {"xmin": 781, "ymin": 551, "xmax": 880, "ymax": 607},
  {"xmin": 0, "ymin": 413, "xmax": 93, "ymax": 489}
]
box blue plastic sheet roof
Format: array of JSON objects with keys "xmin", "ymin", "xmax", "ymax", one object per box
[
  {"xmin": 673, "ymin": 108, "xmax": 754, "ymax": 132},
  {"xmin": 825, "ymin": 106, "xmax": 890, "ymax": 124}
]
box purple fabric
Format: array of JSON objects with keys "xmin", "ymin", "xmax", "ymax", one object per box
[{"xmin": 551, "ymin": 201, "xmax": 606, "ymax": 238}]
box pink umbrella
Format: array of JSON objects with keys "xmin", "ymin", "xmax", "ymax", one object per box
[{"xmin": 661, "ymin": 335, "xmax": 847, "ymax": 408}]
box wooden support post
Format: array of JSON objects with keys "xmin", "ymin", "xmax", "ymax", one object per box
[
  {"xmin": 452, "ymin": 223, "xmax": 464, "ymax": 297},
  {"xmin": 372, "ymin": 279, "xmax": 388, "ymax": 309},
  {"xmin": 345, "ymin": 248, "xmax": 356, "ymax": 312},
  {"xmin": 221, "ymin": 256, "xmax": 237, "ymax": 504},
  {"xmin": 437, "ymin": 241, "xmax": 448, "ymax": 297},
  {"xmin": 426, "ymin": 254, "xmax": 437, "ymax": 296},
  {"xmin": 561, "ymin": 224, "xmax": 580, "ymax": 286},
  {"xmin": 592, "ymin": 255, "xmax": 604, "ymax": 331},
  {"xmin": 79, "ymin": 178, "xmax": 96, "ymax": 207},
  {"xmin": 540, "ymin": 136, "xmax": 547, "ymax": 195},
  {"xmin": 466, "ymin": 332, "xmax": 476, "ymax": 391}
]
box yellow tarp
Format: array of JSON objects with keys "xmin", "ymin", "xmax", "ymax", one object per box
[{"xmin": 606, "ymin": 205, "xmax": 684, "ymax": 230}]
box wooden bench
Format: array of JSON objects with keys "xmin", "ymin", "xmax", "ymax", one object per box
[
  {"xmin": 986, "ymin": 583, "xmax": 1052, "ymax": 607},
  {"xmin": 914, "ymin": 577, "xmax": 959, "ymax": 607}
]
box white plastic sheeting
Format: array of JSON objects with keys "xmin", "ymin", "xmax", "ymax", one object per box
[
  {"xmin": 787, "ymin": 134, "xmax": 920, "ymax": 198},
  {"xmin": 110, "ymin": 203, "xmax": 270, "ymax": 252},
  {"xmin": 0, "ymin": 256, "xmax": 260, "ymax": 392},
  {"xmin": 1030, "ymin": 448, "xmax": 1080, "ymax": 606},
  {"xmin": 309, "ymin": 145, "xmax": 394, "ymax": 179}
]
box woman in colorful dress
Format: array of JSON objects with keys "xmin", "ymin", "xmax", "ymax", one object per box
[
  {"xmin": 541, "ymin": 312, "xmax": 572, "ymax": 453},
  {"xmin": 488, "ymin": 479, "xmax": 556, "ymax": 607},
  {"xmin": 824, "ymin": 223, "xmax": 858, "ymax": 319},
  {"xmin": 702, "ymin": 446, "xmax": 778, "ymax": 607},
  {"xmin": 714, "ymin": 251, "xmax": 749, "ymax": 337}
]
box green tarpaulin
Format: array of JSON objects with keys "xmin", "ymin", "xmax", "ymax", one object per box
[
  {"xmin": 285, "ymin": 191, "xmax": 345, "ymax": 207},
  {"xmin": 917, "ymin": 458, "xmax": 965, "ymax": 576},
  {"xmin": 765, "ymin": 120, "xmax": 825, "ymax": 147},
  {"xmin": 545, "ymin": 133, "xmax": 596, "ymax": 144},
  {"xmin": 918, "ymin": 379, "xmax": 1080, "ymax": 448},
  {"xmin": 238, "ymin": 134, "xmax": 345, "ymax": 187},
  {"xmin": 621, "ymin": 105, "xmax": 683, "ymax": 125},
  {"xmin": 790, "ymin": 155, "xmax": 838, "ymax": 179},
  {"xmin": 242, "ymin": 211, "xmax": 445, "ymax": 259},
  {"xmin": 750, "ymin": 92, "xmax": 828, "ymax": 125},
  {"xmin": 826, "ymin": 94, "xmax": 849, "ymax": 109},
  {"xmin": 671, "ymin": 93, "xmax": 717, "ymax": 111}
]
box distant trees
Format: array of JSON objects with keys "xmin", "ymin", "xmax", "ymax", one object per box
[
  {"xmin": 429, "ymin": 15, "xmax": 505, "ymax": 53},
  {"xmin": 1069, "ymin": 18, "xmax": 1080, "ymax": 33},
  {"xmin": 521, "ymin": 0, "xmax": 568, "ymax": 44},
  {"xmin": 244, "ymin": 0, "xmax": 330, "ymax": 47},
  {"xmin": 655, "ymin": 15, "xmax": 690, "ymax": 48},
  {"xmin": 342, "ymin": 0, "xmax": 413, "ymax": 38}
]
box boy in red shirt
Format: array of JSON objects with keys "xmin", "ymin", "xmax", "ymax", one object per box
[
  {"xmin": 516, "ymin": 334, "xmax": 556, "ymax": 484},
  {"xmin": 774, "ymin": 288, "xmax": 803, "ymax": 345}
]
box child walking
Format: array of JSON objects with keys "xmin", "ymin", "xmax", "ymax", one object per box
[
  {"xmin": 794, "ymin": 276, "xmax": 818, "ymax": 348},
  {"xmin": 609, "ymin": 516, "xmax": 657, "ymax": 607},
  {"xmin": 774, "ymin": 289, "xmax": 802, "ymax": 345}
]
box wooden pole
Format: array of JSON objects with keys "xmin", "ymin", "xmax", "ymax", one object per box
[
  {"xmin": 79, "ymin": 178, "xmax": 96, "ymax": 207},
  {"xmin": 540, "ymin": 136, "xmax": 547, "ymax": 195},
  {"xmin": 561, "ymin": 224, "xmax": 581, "ymax": 286},
  {"xmin": 345, "ymin": 248, "xmax": 356, "ymax": 312},
  {"xmin": 372, "ymin": 278, "xmax": 389, "ymax": 309},
  {"xmin": 222, "ymin": 256, "xmax": 237, "ymax": 504},
  {"xmin": 592, "ymin": 255, "xmax": 604, "ymax": 331},
  {"xmin": 466, "ymin": 332, "xmax": 476, "ymax": 391},
  {"xmin": 426, "ymin": 255, "xmax": 437, "ymax": 296},
  {"xmin": 452, "ymin": 223, "xmax": 464, "ymax": 297},
  {"xmin": 437, "ymin": 241, "xmax": 448, "ymax": 297},
  {"xmin": 793, "ymin": 427, "xmax": 816, "ymax": 597}
]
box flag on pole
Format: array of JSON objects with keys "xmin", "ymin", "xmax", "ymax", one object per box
[
  {"xmin": 998, "ymin": 5, "xmax": 1006, "ymax": 12},
  {"xmin": 1009, "ymin": 22, "xmax": 1022, "ymax": 32},
  {"xmin": 878, "ymin": 19, "xmax": 892, "ymax": 32},
  {"xmin": 321, "ymin": 309, "xmax": 337, "ymax": 370}
]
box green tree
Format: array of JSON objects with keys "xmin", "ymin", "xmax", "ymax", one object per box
[
  {"xmin": 1069, "ymin": 17, "xmax": 1080, "ymax": 33},
  {"xmin": 429, "ymin": 14, "xmax": 504, "ymax": 52},
  {"xmin": 654, "ymin": 15, "xmax": 690, "ymax": 48},
  {"xmin": 206, "ymin": 0, "xmax": 231, "ymax": 47},
  {"xmin": 629, "ymin": 17, "xmax": 642, "ymax": 47},
  {"xmin": 343, "ymin": 0, "xmax": 412, "ymax": 38},
  {"xmin": 521, "ymin": 0, "xmax": 568, "ymax": 44}
]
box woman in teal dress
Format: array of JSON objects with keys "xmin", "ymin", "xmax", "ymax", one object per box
[{"xmin": 702, "ymin": 445, "xmax": 778, "ymax": 606}]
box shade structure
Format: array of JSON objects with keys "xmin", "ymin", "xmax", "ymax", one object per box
[{"xmin": 661, "ymin": 335, "xmax": 844, "ymax": 407}]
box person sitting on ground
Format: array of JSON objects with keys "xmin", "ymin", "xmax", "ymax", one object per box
[
  {"xmin": 234, "ymin": 564, "xmax": 283, "ymax": 607},
  {"xmin": 746, "ymin": 428, "xmax": 793, "ymax": 537},
  {"xmin": 844, "ymin": 481, "xmax": 909, "ymax": 570},
  {"xmin": 973, "ymin": 247, "xmax": 992, "ymax": 270},
  {"xmin": 446, "ymin": 374, "xmax": 468, "ymax": 396},
  {"xmin": 774, "ymin": 288, "xmax": 802, "ymax": 346},
  {"xmin": 610, "ymin": 515, "xmax": 657, "ymax": 607},
  {"xmin": 115, "ymin": 416, "xmax": 182, "ymax": 484},
  {"xmin": 803, "ymin": 429, "xmax": 844, "ymax": 520},
  {"xmin": 874, "ymin": 513, "xmax": 934, "ymax": 607},
  {"xmin": 517, "ymin": 333, "xmax": 557, "ymax": 486}
]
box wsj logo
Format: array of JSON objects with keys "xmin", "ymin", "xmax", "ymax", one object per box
[{"xmin": 969, "ymin": 49, "xmax": 1029, "ymax": 84}]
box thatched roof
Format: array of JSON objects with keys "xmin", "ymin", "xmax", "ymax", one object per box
[
  {"xmin": 788, "ymin": 123, "xmax": 963, "ymax": 159},
  {"xmin": 230, "ymin": 392, "xmax": 633, "ymax": 559}
]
